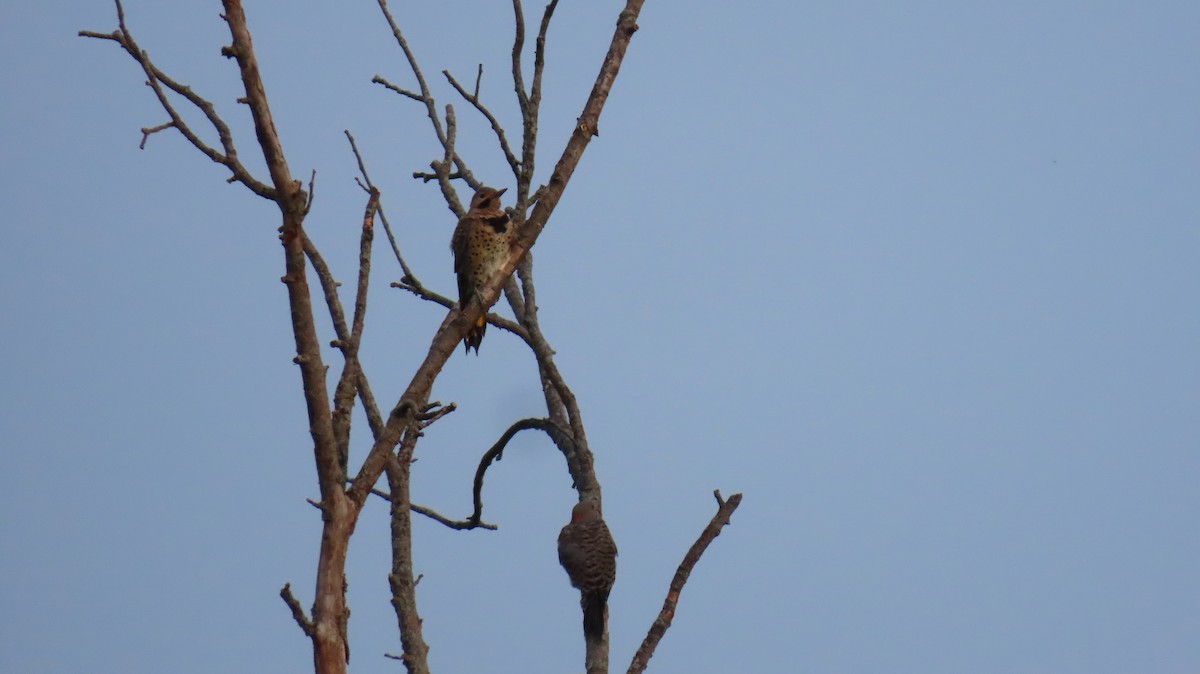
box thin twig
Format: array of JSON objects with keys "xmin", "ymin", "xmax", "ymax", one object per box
[
  {"xmin": 519, "ymin": 0, "xmax": 559, "ymax": 208},
  {"xmin": 344, "ymin": 131, "xmax": 421, "ymax": 290},
  {"xmin": 444, "ymin": 67, "xmax": 521, "ymax": 179},
  {"xmin": 371, "ymin": 75, "xmax": 424, "ymax": 102},
  {"xmin": 374, "ymin": 0, "xmax": 481, "ymax": 213},
  {"xmin": 627, "ymin": 491, "xmax": 744, "ymax": 674},
  {"xmin": 368, "ymin": 487, "xmax": 499, "ymax": 531},
  {"xmin": 416, "ymin": 400, "xmax": 456, "ymax": 429},
  {"xmin": 391, "ymin": 280, "xmax": 531, "ymax": 344},
  {"xmin": 78, "ymin": 0, "xmax": 275, "ymax": 198}
]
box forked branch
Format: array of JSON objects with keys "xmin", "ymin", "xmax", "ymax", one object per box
[
  {"xmin": 348, "ymin": 0, "xmax": 646, "ymax": 515},
  {"xmin": 78, "ymin": 0, "xmax": 274, "ymax": 198},
  {"xmin": 627, "ymin": 491, "xmax": 744, "ymax": 674},
  {"xmin": 444, "ymin": 65, "xmax": 521, "ymax": 179}
]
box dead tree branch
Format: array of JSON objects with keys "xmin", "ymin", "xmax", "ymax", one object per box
[
  {"xmin": 280, "ymin": 583, "xmax": 316, "ymax": 638},
  {"xmin": 368, "ymin": 487, "xmax": 499, "ymax": 531},
  {"xmin": 344, "ymin": 131, "xmax": 420, "ymax": 288},
  {"xmin": 218, "ymin": 2, "xmax": 355, "ymax": 671},
  {"xmin": 627, "ymin": 491, "xmax": 744, "ymax": 674},
  {"xmin": 469, "ymin": 418, "xmax": 574, "ymax": 526},
  {"xmin": 88, "ymin": 1, "xmax": 650, "ymax": 672},
  {"xmin": 391, "ymin": 278, "xmax": 531, "ymax": 344},
  {"xmin": 78, "ymin": 1, "xmax": 274, "ymax": 198},
  {"xmin": 349, "ymin": 0, "xmax": 645, "ymax": 514},
  {"xmin": 511, "ymin": 0, "xmax": 560, "ymax": 208},
  {"xmin": 85, "ymin": 4, "xmax": 358, "ymax": 668},
  {"xmin": 386, "ymin": 438, "xmax": 430, "ymax": 674},
  {"xmin": 373, "ymin": 0, "xmax": 481, "ymax": 214},
  {"xmin": 444, "ymin": 65, "xmax": 521, "ymax": 180},
  {"xmin": 302, "ymin": 233, "xmax": 386, "ymax": 441},
  {"xmin": 329, "ymin": 190, "xmax": 382, "ymax": 473}
]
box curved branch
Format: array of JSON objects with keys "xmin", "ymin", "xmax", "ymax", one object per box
[
  {"xmin": 627, "ymin": 491, "xmax": 744, "ymax": 674},
  {"xmin": 469, "ymin": 417, "xmax": 574, "ymax": 525}
]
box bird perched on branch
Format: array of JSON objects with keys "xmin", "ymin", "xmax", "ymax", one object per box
[
  {"xmin": 558, "ymin": 500, "xmax": 618, "ymax": 639},
  {"xmin": 450, "ymin": 186, "xmax": 515, "ymax": 353}
]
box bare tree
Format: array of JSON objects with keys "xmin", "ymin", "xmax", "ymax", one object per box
[{"xmin": 81, "ymin": 2, "xmax": 741, "ymax": 672}]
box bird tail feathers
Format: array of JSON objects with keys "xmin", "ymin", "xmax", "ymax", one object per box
[
  {"xmin": 463, "ymin": 315, "xmax": 487, "ymax": 354},
  {"xmin": 582, "ymin": 590, "xmax": 608, "ymax": 639}
]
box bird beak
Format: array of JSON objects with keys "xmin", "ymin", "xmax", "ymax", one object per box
[{"xmin": 496, "ymin": 188, "xmax": 508, "ymax": 197}]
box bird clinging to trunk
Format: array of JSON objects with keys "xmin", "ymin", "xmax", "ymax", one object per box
[
  {"xmin": 558, "ymin": 500, "xmax": 618, "ymax": 639},
  {"xmin": 450, "ymin": 186, "xmax": 514, "ymax": 353}
]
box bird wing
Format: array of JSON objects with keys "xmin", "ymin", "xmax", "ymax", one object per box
[
  {"xmin": 451, "ymin": 215, "xmax": 473, "ymax": 308},
  {"xmin": 557, "ymin": 529, "xmax": 587, "ymax": 583}
]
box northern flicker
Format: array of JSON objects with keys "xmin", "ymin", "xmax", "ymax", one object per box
[
  {"xmin": 450, "ymin": 186, "xmax": 514, "ymax": 353},
  {"xmin": 557, "ymin": 500, "xmax": 618, "ymax": 639}
]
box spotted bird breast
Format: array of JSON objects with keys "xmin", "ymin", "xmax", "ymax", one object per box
[{"xmin": 467, "ymin": 216, "xmax": 514, "ymax": 287}]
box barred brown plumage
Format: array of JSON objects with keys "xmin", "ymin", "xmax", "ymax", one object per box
[{"xmin": 557, "ymin": 500, "xmax": 618, "ymax": 639}]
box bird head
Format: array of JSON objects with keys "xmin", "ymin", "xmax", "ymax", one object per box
[
  {"xmin": 571, "ymin": 500, "xmax": 602, "ymax": 523},
  {"xmin": 470, "ymin": 186, "xmax": 508, "ymax": 211}
]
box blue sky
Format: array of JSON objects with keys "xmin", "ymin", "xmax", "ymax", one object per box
[{"xmin": 3, "ymin": 1, "xmax": 1198, "ymax": 672}]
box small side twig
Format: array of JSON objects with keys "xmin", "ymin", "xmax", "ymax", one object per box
[
  {"xmin": 280, "ymin": 582, "xmax": 315, "ymax": 638},
  {"xmin": 138, "ymin": 121, "xmax": 174, "ymax": 149},
  {"xmin": 366, "ymin": 487, "xmax": 498, "ymax": 531},
  {"xmin": 390, "ymin": 280, "xmax": 530, "ymax": 344},
  {"xmin": 627, "ymin": 491, "xmax": 744, "ymax": 674},
  {"xmin": 371, "ymin": 75, "xmax": 424, "ymax": 102}
]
